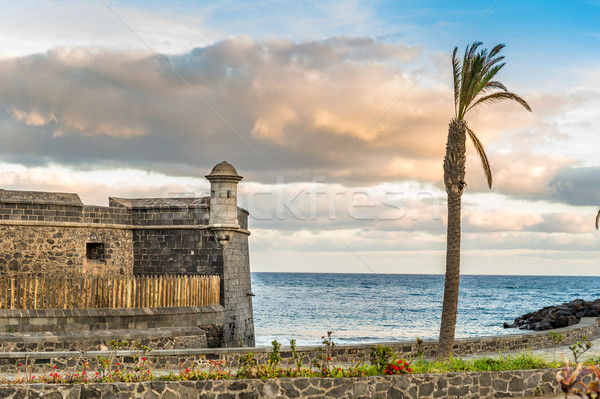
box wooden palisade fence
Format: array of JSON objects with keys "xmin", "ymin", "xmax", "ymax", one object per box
[{"xmin": 0, "ymin": 275, "xmax": 220, "ymax": 310}]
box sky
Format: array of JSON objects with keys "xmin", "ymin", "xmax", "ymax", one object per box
[{"xmin": 0, "ymin": 1, "xmax": 599, "ymax": 275}]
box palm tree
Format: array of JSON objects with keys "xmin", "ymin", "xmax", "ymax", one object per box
[
  {"xmin": 438, "ymin": 42, "xmax": 531, "ymax": 358},
  {"xmin": 595, "ymin": 210, "xmax": 600, "ymax": 230}
]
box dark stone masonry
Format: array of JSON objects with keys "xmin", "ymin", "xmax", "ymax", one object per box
[
  {"xmin": 0, "ymin": 162, "xmax": 255, "ymax": 348},
  {"xmin": 0, "ymin": 368, "xmax": 577, "ymax": 398},
  {"xmin": 0, "ymin": 306, "xmax": 225, "ymax": 351}
]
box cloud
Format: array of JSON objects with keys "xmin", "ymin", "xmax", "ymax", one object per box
[
  {"xmin": 550, "ymin": 166, "xmax": 600, "ymax": 206},
  {"xmin": 462, "ymin": 231, "xmax": 600, "ymax": 252},
  {"xmin": 239, "ymin": 179, "xmax": 446, "ymax": 234},
  {"xmin": 0, "ymin": 1, "xmax": 218, "ymax": 57},
  {"xmin": 0, "ymin": 37, "xmax": 595, "ymax": 212},
  {"xmin": 463, "ymin": 209, "xmax": 543, "ymax": 232},
  {"xmin": 483, "ymin": 152, "xmax": 575, "ymax": 198},
  {"xmin": 0, "ymin": 163, "xmax": 209, "ymax": 206},
  {"xmin": 0, "ymin": 37, "xmax": 447, "ymax": 182},
  {"xmin": 461, "ymin": 206, "xmax": 597, "ymax": 235},
  {"xmin": 529, "ymin": 212, "xmax": 594, "ymax": 234}
]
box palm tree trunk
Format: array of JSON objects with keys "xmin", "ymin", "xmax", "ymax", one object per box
[{"xmin": 438, "ymin": 119, "xmax": 467, "ymax": 359}]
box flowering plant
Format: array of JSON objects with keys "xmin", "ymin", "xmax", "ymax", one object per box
[{"xmin": 384, "ymin": 359, "xmax": 412, "ymax": 375}]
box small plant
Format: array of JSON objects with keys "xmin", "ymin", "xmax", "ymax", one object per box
[
  {"xmin": 415, "ymin": 337, "xmax": 424, "ymax": 358},
  {"xmin": 237, "ymin": 352, "xmax": 257, "ymax": 378},
  {"xmin": 166, "ymin": 359, "xmax": 232, "ymax": 381},
  {"xmin": 96, "ymin": 354, "xmax": 112, "ymax": 380},
  {"xmin": 268, "ymin": 340, "xmax": 282, "ymax": 369},
  {"xmin": 548, "ymin": 331, "xmax": 565, "ymax": 360},
  {"xmin": 94, "ymin": 340, "xmax": 153, "ymax": 382},
  {"xmin": 66, "ymin": 343, "xmax": 90, "ymax": 383},
  {"xmin": 384, "ymin": 359, "xmax": 412, "ymax": 375},
  {"xmin": 569, "ymin": 335, "xmax": 593, "ymax": 363},
  {"xmin": 312, "ymin": 331, "xmax": 335, "ymax": 372},
  {"xmin": 110, "ymin": 340, "xmax": 131, "ymax": 350},
  {"xmin": 369, "ymin": 345, "xmax": 396, "ymax": 373},
  {"xmin": 289, "ymin": 339, "xmax": 305, "ymax": 369},
  {"xmin": 549, "ymin": 331, "xmax": 565, "ymax": 345}
]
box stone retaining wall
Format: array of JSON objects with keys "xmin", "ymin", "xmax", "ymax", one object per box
[
  {"xmin": 0, "ymin": 306, "xmax": 224, "ymax": 333},
  {"xmin": 0, "ymin": 306, "xmax": 225, "ymax": 352},
  {"xmin": 0, "ymin": 317, "xmax": 597, "ymax": 374},
  {"xmin": 0, "ymin": 368, "xmax": 574, "ymax": 398}
]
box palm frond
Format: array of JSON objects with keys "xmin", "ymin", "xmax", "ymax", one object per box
[
  {"xmin": 482, "ymin": 81, "xmax": 508, "ymax": 92},
  {"xmin": 485, "ymin": 56, "xmax": 505, "ymax": 71},
  {"xmin": 452, "ymin": 47, "xmax": 461, "ymax": 118},
  {"xmin": 466, "ymin": 55, "xmax": 486, "ymax": 93},
  {"xmin": 470, "ymin": 54, "xmax": 505, "ymax": 96},
  {"xmin": 472, "ymin": 64, "xmax": 505, "ymax": 99},
  {"xmin": 466, "ymin": 41, "xmax": 482, "ymax": 60},
  {"xmin": 466, "ymin": 91, "xmax": 532, "ymax": 114},
  {"xmin": 466, "ymin": 126, "xmax": 492, "ymax": 188},
  {"xmin": 595, "ymin": 210, "xmax": 600, "ymax": 230},
  {"xmin": 489, "ymin": 43, "xmax": 505, "ymax": 58},
  {"xmin": 458, "ymin": 42, "xmax": 482, "ymax": 116}
]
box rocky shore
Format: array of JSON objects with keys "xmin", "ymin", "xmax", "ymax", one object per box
[{"xmin": 504, "ymin": 299, "xmax": 600, "ymax": 331}]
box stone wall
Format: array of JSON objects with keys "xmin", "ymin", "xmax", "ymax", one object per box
[
  {"xmin": 124, "ymin": 198, "xmax": 210, "ymax": 276},
  {"xmin": 0, "ymin": 305, "xmax": 225, "ymax": 351},
  {"xmin": 0, "ymin": 191, "xmax": 134, "ymax": 277},
  {"xmin": 196, "ymin": 208, "xmax": 249, "ymax": 279},
  {"xmin": 0, "ymin": 329, "xmax": 209, "ymax": 353},
  {"xmin": 0, "ymin": 193, "xmax": 249, "ymax": 283},
  {"xmin": 127, "ymin": 200, "xmax": 247, "ymax": 281},
  {"xmin": 222, "ymin": 226, "xmax": 254, "ymax": 348},
  {"xmin": 0, "ymin": 225, "xmax": 133, "ymax": 277},
  {"xmin": 133, "ymin": 228, "xmax": 206, "ymax": 275},
  {"xmin": 0, "ymin": 368, "xmax": 570, "ymax": 398},
  {"xmin": 0, "ymin": 306, "xmax": 223, "ymax": 333},
  {"xmin": 82, "ymin": 205, "xmax": 131, "ymax": 225}
]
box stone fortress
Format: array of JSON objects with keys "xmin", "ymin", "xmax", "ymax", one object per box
[{"xmin": 0, "ymin": 161, "xmax": 254, "ymax": 349}]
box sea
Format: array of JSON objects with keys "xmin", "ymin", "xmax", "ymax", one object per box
[{"xmin": 251, "ymin": 272, "xmax": 600, "ymax": 347}]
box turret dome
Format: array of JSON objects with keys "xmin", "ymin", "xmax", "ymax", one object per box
[{"xmin": 205, "ymin": 161, "xmax": 242, "ymax": 181}]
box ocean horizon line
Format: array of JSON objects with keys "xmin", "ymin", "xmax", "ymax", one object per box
[{"xmin": 251, "ymin": 271, "xmax": 600, "ymax": 278}]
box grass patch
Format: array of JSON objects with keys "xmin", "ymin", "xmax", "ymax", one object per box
[{"xmin": 411, "ymin": 351, "xmax": 563, "ymax": 374}]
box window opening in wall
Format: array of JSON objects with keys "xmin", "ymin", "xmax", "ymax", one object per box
[
  {"xmin": 86, "ymin": 242, "xmax": 105, "ymax": 262},
  {"xmin": 227, "ymin": 190, "xmax": 231, "ymax": 198},
  {"xmin": 212, "ymin": 190, "xmax": 215, "ymax": 197}
]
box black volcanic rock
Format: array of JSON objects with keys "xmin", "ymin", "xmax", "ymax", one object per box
[{"xmin": 505, "ymin": 299, "xmax": 600, "ymax": 331}]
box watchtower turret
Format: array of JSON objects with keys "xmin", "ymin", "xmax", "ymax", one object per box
[
  {"xmin": 205, "ymin": 161, "xmax": 255, "ymax": 347},
  {"xmin": 206, "ymin": 161, "xmax": 243, "ymax": 227}
]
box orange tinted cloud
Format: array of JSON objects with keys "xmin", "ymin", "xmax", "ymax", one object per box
[{"xmin": 0, "ymin": 37, "xmax": 593, "ymax": 207}]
